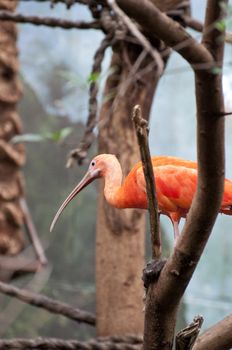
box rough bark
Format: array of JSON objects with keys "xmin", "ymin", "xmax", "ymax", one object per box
[
  {"xmin": 0, "ymin": 0, "xmax": 25, "ymax": 258},
  {"xmin": 149, "ymin": 0, "xmax": 189, "ymax": 12},
  {"xmin": 141, "ymin": 1, "xmax": 227, "ymax": 349},
  {"xmin": 96, "ymin": 43, "xmax": 161, "ymax": 336}
]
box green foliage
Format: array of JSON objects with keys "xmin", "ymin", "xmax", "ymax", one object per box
[
  {"xmin": 87, "ymin": 72, "xmax": 100, "ymax": 83},
  {"xmin": 11, "ymin": 127, "xmax": 72, "ymax": 144},
  {"xmin": 215, "ymin": 20, "xmax": 227, "ymax": 32},
  {"xmin": 211, "ymin": 67, "xmax": 223, "ymax": 75},
  {"xmin": 215, "ymin": 3, "xmax": 232, "ymax": 31}
]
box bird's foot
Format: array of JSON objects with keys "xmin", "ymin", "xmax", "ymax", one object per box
[{"xmin": 142, "ymin": 258, "xmax": 167, "ymax": 289}]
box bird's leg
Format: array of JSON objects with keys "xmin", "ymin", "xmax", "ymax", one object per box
[
  {"xmin": 169, "ymin": 213, "xmax": 181, "ymax": 244},
  {"xmin": 173, "ymin": 220, "xmax": 180, "ymax": 241},
  {"xmin": 142, "ymin": 258, "xmax": 167, "ymax": 289}
]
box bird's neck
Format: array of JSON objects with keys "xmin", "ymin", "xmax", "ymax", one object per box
[{"xmin": 103, "ymin": 159, "xmax": 124, "ymax": 208}]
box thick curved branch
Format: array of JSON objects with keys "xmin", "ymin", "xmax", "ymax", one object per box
[
  {"xmin": 107, "ymin": 0, "xmax": 164, "ymax": 76},
  {"xmin": 116, "ymin": 0, "xmax": 213, "ymax": 68},
  {"xmin": 142, "ymin": 0, "xmax": 227, "ymax": 348},
  {"xmin": 192, "ymin": 314, "xmax": 232, "ymax": 350},
  {"xmin": 154, "ymin": 0, "xmax": 226, "ymax": 310}
]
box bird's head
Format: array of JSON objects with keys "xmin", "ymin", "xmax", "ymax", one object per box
[{"xmin": 49, "ymin": 154, "xmax": 116, "ymax": 232}]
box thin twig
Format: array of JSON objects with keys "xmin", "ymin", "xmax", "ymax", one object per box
[
  {"xmin": 20, "ymin": 198, "xmax": 48, "ymax": 266},
  {"xmin": 131, "ymin": 105, "xmax": 161, "ymax": 259},
  {"xmin": 0, "ymin": 281, "xmax": 96, "ymax": 326},
  {"xmin": 0, "ymin": 11, "xmax": 101, "ymax": 30},
  {"xmin": 66, "ymin": 32, "xmax": 114, "ymax": 167},
  {"xmin": 107, "ymin": 0, "xmax": 164, "ymax": 77}
]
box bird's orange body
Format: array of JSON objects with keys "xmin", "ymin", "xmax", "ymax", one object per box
[{"xmin": 50, "ymin": 154, "xmax": 232, "ymax": 236}]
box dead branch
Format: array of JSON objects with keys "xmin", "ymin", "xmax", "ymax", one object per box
[
  {"xmin": 131, "ymin": 105, "xmax": 161, "ymax": 259},
  {"xmin": 20, "ymin": 198, "xmax": 48, "ymax": 266},
  {"xmin": 176, "ymin": 315, "xmax": 204, "ymax": 350},
  {"xmin": 107, "ymin": 0, "xmax": 164, "ymax": 77},
  {"xmin": 0, "ymin": 337, "xmax": 142, "ymax": 350},
  {"xmin": 192, "ymin": 314, "xmax": 232, "ymax": 350},
  {"xmin": 0, "ymin": 281, "xmax": 96, "ymax": 326},
  {"xmin": 0, "ymin": 11, "xmax": 100, "ymax": 30},
  {"xmin": 66, "ymin": 32, "xmax": 114, "ymax": 167}
]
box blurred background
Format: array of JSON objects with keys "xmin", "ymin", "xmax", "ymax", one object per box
[{"xmin": 1, "ymin": 0, "xmax": 232, "ymax": 340}]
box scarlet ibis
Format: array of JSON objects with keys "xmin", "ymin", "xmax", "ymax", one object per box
[{"xmin": 50, "ymin": 154, "xmax": 232, "ymax": 236}]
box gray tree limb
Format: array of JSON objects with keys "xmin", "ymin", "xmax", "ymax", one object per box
[{"xmin": 0, "ymin": 281, "xmax": 96, "ymax": 325}]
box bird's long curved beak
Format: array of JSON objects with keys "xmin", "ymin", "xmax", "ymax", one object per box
[{"xmin": 50, "ymin": 170, "xmax": 97, "ymax": 232}]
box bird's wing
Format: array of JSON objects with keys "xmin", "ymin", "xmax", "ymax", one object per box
[
  {"xmin": 151, "ymin": 156, "xmax": 197, "ymax": 169},
  {"xmin": 136, "ymin": 164, "xmax": 197, "ymax": 212}
]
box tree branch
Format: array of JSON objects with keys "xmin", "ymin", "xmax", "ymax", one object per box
[
  {"xmin": 181, "ymin": 15, "xmax": 232, "ymax": 44},
  {"xmin": 131, "ymin": 105, "xmax": 161, "ymax": 258},
  {"xmin": 0, "ymin": 281, "xmax": 96, "ymax": 326},
  {"xmin": 20, "ymin": 198, "xmax": 48, "ymax": 266},
  {"xmin": 107, "ymin": 0, "xmax": 164, "ymax": 76},
  {"xmin": 0, "ymin": 337, "xmax": 142, "ymax": 350},
  {"xmin": 0, "ymin": 11, "xmax": 101, "ymax": 30},
  {"xmin": 116, "ymin": 0, "xmax": 213, "ymax": 68},
  {"xmin": 140, "ymin": 0, "xmax": 227, "ymax": 348},
  {"xmin": 192, "ymin": 314, "xmax": 232, "ymax": 350}
]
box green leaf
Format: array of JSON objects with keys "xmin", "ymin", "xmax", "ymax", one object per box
[
  {"xmin": 11, "ymin": 133, "xmax": 45, "ymax": 144},
  {"xmin": 11, "ymin": 127, "xmax": 72, "ymax": 144},
  {"xmin": 211, "ymin": 67, "xmax": 222, "ymax": 75},
  {"xmin": 45, "ymin": 127, "xmax": 73, "ymax": 142},
  {"xmin": 215, "ymin": 20, "xmax": 226, "ymax": 32},
  {"xmin": 87, "ymin": 72, "xmax": 100, "ymax": 83}
]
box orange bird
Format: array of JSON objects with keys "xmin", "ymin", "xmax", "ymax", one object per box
[{"xmin": 50, "ymin": 154, "xmax": 232, "ymax": 237}]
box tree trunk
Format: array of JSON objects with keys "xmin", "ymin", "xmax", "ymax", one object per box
[
  {"xmin": 96, "ymin": 42, "xmax": 160, "ymax": 336},
  {"xmin": 0, "ymin": 0, "xmax": 25, "ymax": 259},
  {"xmin": 95, "ymin": 0, "xmax": 188, "ymax": 338}
]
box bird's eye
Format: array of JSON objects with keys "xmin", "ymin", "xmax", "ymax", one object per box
[{"xmin": 91, "ymin": 160, "xmax": 96, "ymax": 167}]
